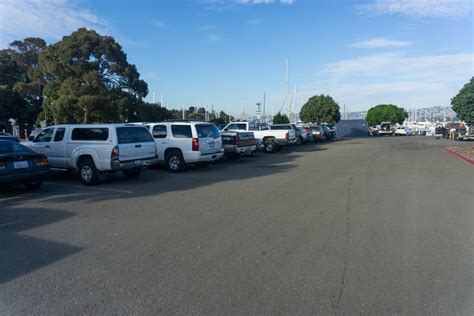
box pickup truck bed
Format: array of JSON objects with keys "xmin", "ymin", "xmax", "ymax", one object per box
[{"xmin": 221, "ymin": 131, "xmax": 256, "ymax": 159}]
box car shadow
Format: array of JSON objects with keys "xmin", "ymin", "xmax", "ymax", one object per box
[
  {"xmin": 0, "ymin": 142, "xmax": 332, "ymax": 205},
  {"xmin": 0, "ymin": 206, "xmax": 82, "ymax": 284}
]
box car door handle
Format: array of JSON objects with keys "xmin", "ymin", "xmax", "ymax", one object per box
[
  {"xmin": 161, "ymin": 142, "xmax": 167, "ymax": 144},
  {"xmin": 135, "ymin": 144, "xmax": 142, "ymax": 148},
  {"xmin": 45, "ymin": 145, "xmax": 50, "ymax": 148}
]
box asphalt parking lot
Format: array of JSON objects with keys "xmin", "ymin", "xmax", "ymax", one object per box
[{"xmin": 1, "ymin": 136, "xmax": 473, "ymax": 314}]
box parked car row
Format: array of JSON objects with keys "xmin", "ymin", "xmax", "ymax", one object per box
[
  {"xmin": 369, "ymin": 122, "xmax": 413, "ymax": 136},
  {"xmin": 440, "ymin": 122, "xmax": 474, "ymax": 141},
  {"xmin": 1, "ymin": 120, "xmax": 338, "ymax": 189}
]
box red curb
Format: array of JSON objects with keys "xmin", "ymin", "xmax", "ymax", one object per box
[{"xmin": 444, "ymin": 147, "xmax": 474, "ymax": 165}]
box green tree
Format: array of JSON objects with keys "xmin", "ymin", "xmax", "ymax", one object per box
[
  {"xmin": 0, "ymin": 88, "xmax": 27, "ymax": 131},
  {"xmin": 365, "ymin": 104, "xmax": 408, "ymax": 126},
  {"xmin": 40, "ymin": 28, "xmax": 148, "ymax": 124},
  {"xmin": 0, "ymin": 49, "xmax": 23, "ymax": 129},
  {"xmin": 133, "ymin": 102, "xmax": 173, "ymax": 122},
  {"xmin": 0, "ymin": 38, "xmax": 47, "ymax": 127},
  {"xmin": 272, "ymin": 112, "xmax": 290, "ymax": 124},
  {"xmin": 10, "ymin": 38, "xmax": 47, "ymax": 108},
  {"xmin": 0, "ymin": 49, "xmax": 23, "ymax": 87},
  {"xmin": 451, "ymin": 77, "xmax": 474, "ymax": 126},
  {"xmin": 209, "ymin": 110, "xmax": 233, "ymax": 125},
  {"xmin": 299, "ymin": 94, "xmax": 341, "ymax": 124}
]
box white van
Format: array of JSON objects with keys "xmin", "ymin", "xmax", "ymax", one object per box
[{"xmin": 25, "ymin": 124, "xmax": 158, "ymax": 185}]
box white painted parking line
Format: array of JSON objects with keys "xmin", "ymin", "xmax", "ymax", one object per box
[{"xmin": 44, "ymin": 182, "xmax": 133, "ymax": 194}]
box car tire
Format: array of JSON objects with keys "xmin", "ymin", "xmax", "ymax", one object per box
[
  {"xmin": 25, "ymin": 181, "xmax": 42, "ymax": 190},
  {"xmin": 79, "ymin": 158, "xmax": 101, "ymax": 186},
  {"xmin": 123, "ymin": 169, "xmax": 141, "ymax": 178},
  {"xmin": 166, "ymin": 150, "xmax": 185, "ymax": 172},
  {"xmin": 296, "ymin": 137, "xmax": 302, "ymax": 145},
  {"xmin": 264, "ymin": 141, "xmax": 277, "ymax": 153}
]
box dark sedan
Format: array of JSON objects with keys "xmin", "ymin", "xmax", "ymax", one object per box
[
  {"xmin": 0, "ymin": 135, "xmax": 20, "ymax": 142},
  {"xmin": 0, "ymin": 140, "xmax": 51, "ymax": 189}
]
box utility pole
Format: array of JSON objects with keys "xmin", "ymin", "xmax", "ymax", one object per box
[
  {"xmin": 290, "ymin": 85, "xmax": 296, "ymax": 123},
  {"xmin": 286, "ymin": 57, "xmax": 289, "ymax": 117},
  {"xmin": 160, "ymin": 92, "xmax": 163, "ymax": 107},
  {"xmin": 263, "ymin": 92, "xmax": 266, "ymax": 123},
  {"xmin": 182, "ymin": 102, "xmax": 185, "ymax": 119}
]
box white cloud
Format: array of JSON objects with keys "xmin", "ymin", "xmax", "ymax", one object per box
[
  {"xmin": 205, "ymin": 0, "xmax": 293, "ymax": 10},
  {"xmin": 246, "ymin": 18, "xmax": 264, "ymax": 24},
  {"xmin": 0, "ymin": 0, "xmax": 108, "ymax": 48},
  {"xmin": 151, "ymin": 20, "xmax": 165, "ymax": 28},
  {"xmin": 324, "ymin": 53, "xmax": 473, "ymax": 79},
  {"xmin": 352, "ymin": 38, "xmax": 412, "ymax": 48},
  {"xmin": 234, "ymin": 0, "xmax": 274, "ymax": 4},
  {"xmin": 235, "ymin": 0, "xmax": 294, "ymax": 4},
  {"xmin": 299, "ymin": 52, "xmax": 474, "ymax": 110},
  {"xmin": 207, "ymin": 33, "xmax": 228, "ymax": 42},
  {"xmin": 198, "ymin": 24, "xmax": 217, "ymax": 31},
  {"xmin": 359, "ymin": 0, "xmax": 473, "ymax": 17}
]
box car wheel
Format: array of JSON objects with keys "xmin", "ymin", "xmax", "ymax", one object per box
[
  {"xmin": 79, "ymin": 158, "xmax": 101, "ymax": 186},
  {"xmin": 25, "ymin": 181, "xmax": 42, "ymax": 190},
  {"xmin": 123, "ymin": 169, "xmax": 141, "ymax": 178},
  {"xmin": 296, "ymin": 137, "xmax": 302, "ymax": 145},
  {"xmin": 166, "ymin": 150, "xmax": 185, "ymax": 172},
  {"xmin": 264, "ymin": 141, "xmax": 277, "ymax": 153}
]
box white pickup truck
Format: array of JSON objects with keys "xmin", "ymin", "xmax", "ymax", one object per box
[
  {"xmin": 25, "ymin": 124, "xmax": 158, "ymax": 185},
  {"xmin": 222, "ymin": 122, "xmax": 295, "ymax": 153}
]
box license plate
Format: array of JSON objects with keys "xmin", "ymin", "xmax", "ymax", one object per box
[
  {"xmin": 209, "ymin": 142, "xmax": 215, "ymax": 149},
  {"xmin": 14, "ymin": 160, "xmax": 29, "ymax": 169}
]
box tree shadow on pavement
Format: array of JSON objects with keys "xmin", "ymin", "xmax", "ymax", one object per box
[
  {"xmin": 0, "ymin": 206, "xmax": 82, "ymax": 284},
  {"xmin": 0, "ymin": 142, "xmax": 331, "ymax": 205}
]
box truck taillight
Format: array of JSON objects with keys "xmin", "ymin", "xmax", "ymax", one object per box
[
  {"xmin": 192, "ymin": 138, "xmax": 199, "ymax": 151},
  {"xmin": 235, "ymin": 135, "xmax": 240, "ymax": 145},
  {"xmin": 111, "ymin": 146, "xmax": 120, "ymax": 160},
  {"xmin": 34, "ymin": 158, "xmax": 49, "ymax": 167},
  {"xmin": 285, "ymin": 132, "xmax": 289, "ymax": 140},
  {"xmin": 0, "ymin": 161, "xmax": 5, "ymax": 170}
]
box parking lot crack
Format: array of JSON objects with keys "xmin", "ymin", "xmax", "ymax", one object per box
[{"xmin": 333, "ymin": 176, "xmax": 352, "ymax": 311}]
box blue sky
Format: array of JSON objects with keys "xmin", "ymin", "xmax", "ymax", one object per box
[{"xmin": 0, "ymin": 0, "xmax": 473, "ymax": 116}]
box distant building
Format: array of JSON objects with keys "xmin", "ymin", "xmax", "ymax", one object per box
[{"xmin": 336, "ymin": 119, "xmax": 369, "ymax": 138}]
